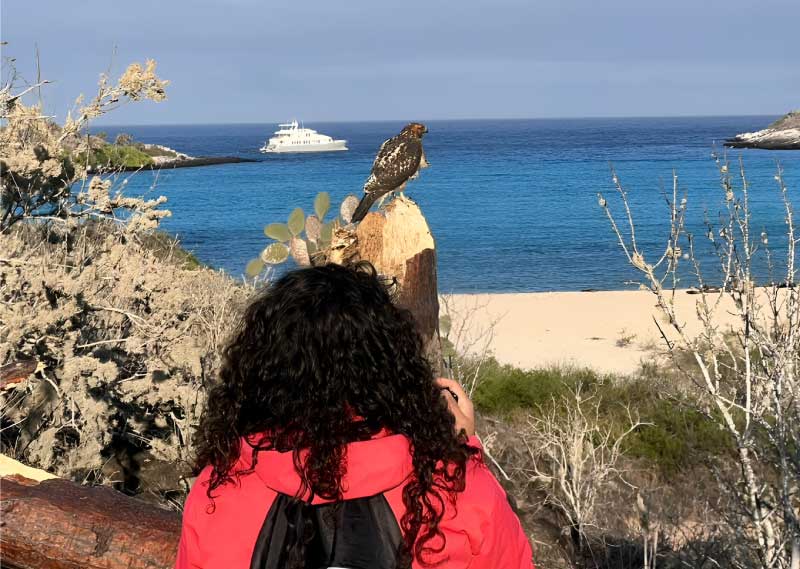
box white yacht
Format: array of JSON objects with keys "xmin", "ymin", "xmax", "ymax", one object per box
[{"xmin": 260, "ymin": 120, "xmax": 347, "ymax": 153}]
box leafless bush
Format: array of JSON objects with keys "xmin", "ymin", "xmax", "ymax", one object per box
[
  {"xmin": 521, "ymin": 385, "xmax": 645, "ymax": 561},
  {"xmin": 600, "ymin": 158, "xmax": 800, "ymax": 568},
  {"xmin": 439, "ymin": 293, "xmax": 502, "ymax": 396}
]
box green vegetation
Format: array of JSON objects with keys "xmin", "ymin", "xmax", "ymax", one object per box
[
  {"xmin": 471, "ymin": 358, "xmax": 733, "ymax": 475},
  {"xmin": 77, "ymin": 144, "xmax": 154, "ymax": 169},
  {"xmin": 72, "ymin": 134, "xmax": 183, "ymax": 170},
  {"xmin": 472, "ymin": 360, "xmax": 603, "ymax": 415},
  {"xmin": 766, "ymin": 109, "xmax": 800, "ymax": 130},
  {"xmin": 139, "ymin": 230, "xmax": 203, "ymax": 270}
]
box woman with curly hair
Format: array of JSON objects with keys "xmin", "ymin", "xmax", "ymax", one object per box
[{"xmin": 175, "ymin": 262, "xmax": 533, "ymax": 569}]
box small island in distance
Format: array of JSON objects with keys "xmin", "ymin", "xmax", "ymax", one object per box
[
  {"xmin": 725, "ymin": 110, "xmax": 800, "ymax": 150},
  {"xmin": 71, "ymin": 131, "xmax": 254, "ymax": 172}
]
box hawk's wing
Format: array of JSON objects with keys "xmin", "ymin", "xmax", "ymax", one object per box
[{"xmin": 363, "ymin": 135, "xmax": 422, "ymax": 195}]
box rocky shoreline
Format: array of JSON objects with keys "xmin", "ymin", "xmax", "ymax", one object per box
[
  {"xmin": 724, "ymin": 111, "xmax": 800, "ymax": 150},
  {"xmin": 117, "ymin": 155, "xmax": 256, "ymax": 172}
]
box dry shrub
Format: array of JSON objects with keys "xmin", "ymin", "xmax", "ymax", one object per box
[
  {"xmin": 0, "ymin": 221, "xmax": 251, "ymax": 502},
  {"xmin": 1, "ymin": 56, "xmax": 167, "ymax": 230},
  {"xmin": 482, "ymin": 404, "xmax": 744, "ymax": 569},
  {"xmin": 0, "ymin": 55, "xmax": 242, "ymax": 503}
]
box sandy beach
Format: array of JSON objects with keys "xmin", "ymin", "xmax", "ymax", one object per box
[{"xmin": 445, "ymin": 290, "xmax": 744, "ymax": 375}]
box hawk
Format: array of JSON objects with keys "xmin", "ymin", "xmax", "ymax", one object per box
[{"xmin": 351, "ymin": 123, "xmax": 429, "ymax": 223}]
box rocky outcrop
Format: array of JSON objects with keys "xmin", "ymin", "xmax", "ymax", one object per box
[
  {"xmin": 117, "ymin": 143, "xmax": 256, "ymax": 171},
  {"xmin": 117, "ymin": 154, "xmax": 256, "ymax": 172},
  {"xmin": 139, "ymin": 143, "xmax": 191, "ymax": 164},
  {"xmin": 725, "ymin": 111, "xmax": 800, "ymax": 150}
]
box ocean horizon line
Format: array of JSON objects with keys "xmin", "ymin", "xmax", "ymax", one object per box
[{"xmin": 91, "ymin": 113, "xmax": 781, "ymax": 129}]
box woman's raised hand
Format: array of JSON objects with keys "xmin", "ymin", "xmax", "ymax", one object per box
[{"xmin": 436, "ymin": 377, "xmax": 475, "ymax": 437}]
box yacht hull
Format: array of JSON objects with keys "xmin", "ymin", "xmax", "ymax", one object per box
[{"xmin": 261, "ymin": 140, "xmax": 348, "ymax": 154}]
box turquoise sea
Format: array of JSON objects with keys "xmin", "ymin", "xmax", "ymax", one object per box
[{"xmin": 96, "ymin": 117, "xmax": 800, "ymax": 292}]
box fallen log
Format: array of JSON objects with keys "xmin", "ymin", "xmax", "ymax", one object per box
[
  {"xmin": 0, "ymin": 359, "xmax": 38, "ymax": 389},
  {"xmin": 0, "ymin": 471, "xmax": 181, "ymax": 569}
]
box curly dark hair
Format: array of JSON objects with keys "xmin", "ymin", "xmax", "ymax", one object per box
[{"xmin": 194, "ymin": 262, "xmax": 476, "ymax": 568}]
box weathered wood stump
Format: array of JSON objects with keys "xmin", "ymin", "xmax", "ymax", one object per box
[
  {"xmin": 332, "ymin": 196, "xmax": 443, "ymax": 371},
  {"xmin": 0, "ymin": 463, "xmax": 180, "ymax": 569}
]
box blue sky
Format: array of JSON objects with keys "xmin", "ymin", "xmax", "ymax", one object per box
[{"xmin": 2, "ymin": 0, "xmax": 798, "ymax": 124}]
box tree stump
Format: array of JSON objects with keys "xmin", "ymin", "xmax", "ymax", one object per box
[{"xmin": 331, "ymin": 196, "xmax": 442, "ymax": 372}]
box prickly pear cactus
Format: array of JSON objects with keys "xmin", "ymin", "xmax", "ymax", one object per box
[
  {"xmin": 314, "ymin": 192, "xmax": 330, "ymax": 221},
  {"xmin": 340, "ymin": 195, "xmax": 359, "ymax": 225},
  {"xmin": 289, "ymin": 237, "xmax": 310, "ymax": 266},
  {"xmin": 248, "ymin": 191, "xmax": 357, "ymax": 275},
  {"xmin": 305, "ymin": 215, "xmax": 322, "ymax": 243},
  {"xmin": 262, "ymin": 242, "xmax": 290, "ymax": 264},
  {"xmin": 288, "ymin": 208, "xmax": 305, "ymax": 236},
  {"xmin": 264, "ymin": 223, "xmax": 291, "ymax": 242},
  {"xmin": 245, "ymin": 258, "xmax": 266, "ymax": 277}
]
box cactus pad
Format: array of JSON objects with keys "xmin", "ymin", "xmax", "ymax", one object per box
[
  {"xmin": 320, "ymin": 220, "xmax": 334, "ymax": 244},
  {"xmin": 288, "ymin": 208, "xmax": 305, "ymax": 236},
  {"xmin": 290, "ymin": 237, "xmax": 311, "ymax": 266},
  {"xmin": 261, "ymin": 242, "xmax": 290, "ymax": 264},
  {"xmin": 245, "ymin": 258, "xmax": 265, "ymax": 277},
  {"xmin": 314, "ymin": 191, "xmax": 331, "ymax": 221},
  {"xmin": 264, "ymin": 223, "xmax": 291, "ymax": 242},
  {"xmin": 305, "ymin": 215, "xmax": 322, "ymax": 243},
  {"xmin": 340, "ymin": 195, "xmax": 360, "ymax": 224}
]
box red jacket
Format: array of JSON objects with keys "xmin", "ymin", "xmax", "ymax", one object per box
[{"xmin": 176, "ymin": 433, "xmax": 534, "ymax": 568}]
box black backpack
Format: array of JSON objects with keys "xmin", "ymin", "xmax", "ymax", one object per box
[{"xmin": 250, "ymin": 493, "xmax": 403, "ymax": 569}]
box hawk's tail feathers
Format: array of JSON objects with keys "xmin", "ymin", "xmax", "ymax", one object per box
[{"xmin": 351, "ymin": 192, "xmax": 380, "ymax": 224}]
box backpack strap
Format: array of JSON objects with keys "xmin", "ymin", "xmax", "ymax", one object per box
[{"xmin": 250, "ymin": 493, "xmax": 402, "ymax": 569}]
